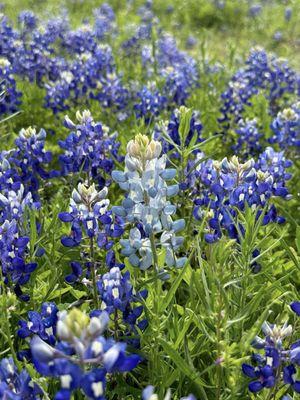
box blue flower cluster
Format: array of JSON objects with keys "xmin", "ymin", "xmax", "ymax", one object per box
[
  {"xmin": 242, "ymin": 302, "xmax": 300, "ymax": 395},
  {"xmin": 17, "ymin": 302, "xmax": 58, "ymax": 361},
  {"xmin": 94, "ymin": 266, "xmax": 148, "ymax": 346},
  {"xmin": 11, "ymin": 127, "xmax": 56, "ymax": 199},
  {"xmin": 59, "ymin": 110, "xmax": 122, "ymax": 188},
  {"xmin": 269, "ymin": 103, "xmax": 300, "ymax": 150},
  {"xmin": 112, "ymin": 134, "xmax": 186, "ymax": 271},
  {"xmin": 30, "ymin": 308, "xmax": 140, "ymax": 400},
  {"xmin": 0, "ymin": 184, "xmax": 39, "ymax": 300},
  {"xmin": 219, "ymin": 48, "xmax": 299, "ymax": 126},
  {"xmin": 59, "ymin": 182, "xmax": 124, "ymax": 249},
  {"xmin": 93, "ymin": 4, "xmax": 116, "ymax": 40},
  {"xmin": 0, "ymin": 125, "xmax": 55, "ymax": 200},
  {"xmin": 0, "ymin": 357, "xmax": 42, "ymax": 399},
  {"xmin": 44, "ymin": 45, "xmax": 128, "ymax": 114},
  {"xmin": 156, "ymin": 34, "xmax": 199, "ymax": 106},
  {"xmin": 154, "ymin": 107, "xmax": 203, "ymax": 158},
  {"xmin": 0, "ymin": 5, "xmax": 200, "ymax": 119},
  {"xmin": 232, "ymin": 118, "xmax": 262, "ymax": 157},
  {"xmin": 193, "ymin": 149, "xmax": 291, "ymax": 243},
  {"xmin": 0, "ymin": 124, "xmax": 56, "ymax": 299},
  {"xmin": 0, "ymin": 57, "xmax": 21, "ymax": 115},
  {"xmin": 134, "ymin": 83, "xmax": 167, "ymax": 123},
  {"xmin": 0, "ymin": 9, "xmax": 128, "ymax": 116}
]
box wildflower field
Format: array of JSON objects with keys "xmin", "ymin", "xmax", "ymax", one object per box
[{"xmin": 0, "ymin": 0, "xmax": 299, "ymax": 399}]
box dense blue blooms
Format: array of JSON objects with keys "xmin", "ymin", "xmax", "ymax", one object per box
[
  {"xmin": 18, "ymin": 302, "xmax": 58, "ymax": 344},
  {"xmin": 219, "ymin": 48, "xmax": 299, "ymax": 126},
  {"xmin": 10, "ymin": 127, "xmax": 56, "ymax": 199},
  {"xmin": 93, "ymin": 4, "xmax": 116, "ymax": 39},
  {"xmin": 59, "ymin": 182, "xmax": 124, "ymax": 249},
  {"xmin": 59, "ymin": 110, "xmax": 122, "ymax": 187},
  {"xmin": 243, "ymin": 307, "xmax": 300, "ymax": 395},
  {"xmin": 193, "ymin": 150, "xmax": 291, "ymax": 242},
  {"xmin": 94, "ymin": 267, "xmax": 148, "ymax": 345},
  {"xmin": 154, "ymin": 107, "xmax": 203, "ymax": 158},
  {"xmin": 44, "ymin": 45, "xmax": 128, "ymax": 113},
  {"xmin": 0, "ymin": 357, "xmax": 42, "ymax": 399},
  {"xmin": 269, "ymin": 103, "xmax": 300, "ymax": 150},
  {"xmin": 18, "ymin": 10, "xmax": 38, "ymax": 31},
  {"xmin": 134, "ymin": 83, "xmax": 167, "ymax": 123},
  {"xmin": 29, "ymin": 308, "xmax": 140, "ymax": 399},
  {"xmin": 0, "ymin": 184, "xmax": 40, "ymax": 299},
  {"xmin": 0, "ymin": 57, "xmax": 21, "ymax": 116},
  {"xmin": 232, "ymin": 118, "xmax": 262, "ymax": 157}
]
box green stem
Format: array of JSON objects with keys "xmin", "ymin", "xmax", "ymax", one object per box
[
  {"xmin": 89, "ymin": 236, "xmax": 100, "ymax": 309},
  {"xmin": 150, "ymin": 232, "xmax": 159, "ymax": 273},
  {"xmin": 0, "ymin": 281, "xmax": 20, "ymax": 370}
]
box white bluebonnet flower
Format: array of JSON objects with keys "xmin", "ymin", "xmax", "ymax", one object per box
[{"xmin": 112, "ymin": 134, "xmax": 186, "ymax": 271}]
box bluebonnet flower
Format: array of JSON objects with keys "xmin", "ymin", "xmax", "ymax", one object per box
[
  {"xmin": 12, "ymin": 29, "xmax": 62, "ymax": 86},
  {"xmin": 45, "ymin": 46, "xmax": 128, "ymax": 114},
  {"xmin": 193, "ymin": 152, "xmax": 291, "ymax": 243},
  {"xmin": 0, "ymin": 357, "xmax": 42, "ymax": 399},
  {"xmin": 94, "ymin": 266, "xmax": 148, "ymax": 345},
  {"xmin": 185, "ymin": 35, "xmax": 197, "ymax": 49},
  {"xmin": 0, "ymin": 15, "xmax": 19, "ymax": 58},
  {"xmin": 134, "ymin": 83, "xmax": 167, "ymax": 123},
  {"xmin": 273, "ymin": 31, "xmax": 283, "ymax": 42},
  {"xmin": 62, "ymin": 24, "xmax": 96, "ymax": 55},
  {"xmin": 249, "ymin": 4, "xmax": 262, "ymax": 18},
  {"xmin": 59, "ymin": 110, "xmax": 122, "ymax": 187},
  {"xmin": 290, "ymin": 302, "xmax": 300, "ymax": 317},
  {"xmin": 30, "ymin": 308, "xmax": 140, "ymax": 400},
  {"xmin": 243, "ymin": 304, "xmax": 300, "ymax": 396},
  {"xmin": 142, "ymin": 386, "xmax": 196, "ymax": 400},
  {"xmin": 59, "ymin": 182, "xmax": 124, "ymax": 249},
  {"xmin": 135, "ymin": 32, "xmax": 199, "ymax": 105},
  {"xmin": 156, "ymin": 35, "xmax": 199, "ymax": 105},
  {"xmin": 9, "ymin": 126, "xmax": 56, "ymax": 199},
  {"xmin": 0, "ymin": 57, "xmax": 21, "ymax": 115},
  {"xmin": 154, "ymin": 106, "xmax": 203, "ymax": 158},
  {"xmin": 18, "ymin": 10, "xmax": 37, "ymax": 32},
  {"xmin": 112, "ymin": 134, "xmax": 186, "ymax": 271},
  {"xmin": 219, "ymin": 48, "xmax": 299, "ymax": 126},
  {"xmin": 269, "ymin": 103, "xmax": 300, "ymax": 150},
  {"xmin": 285, "ymin": 7, "xmax": 292, "ymax": 22},
  {"xmin": 232, "ymin": 118, "xmax": 262, "ymax": 157},
  {"xmin": 44, "ymin": 71, "xmax": 73, "ymax": 114},
  {"xmin": 93, "ymin": 4, "xmax": 116, "ymax": 39},
  {"xmin": 161, "ymin": 62, "xmax": 198, "ymax": 106},
  {"xmin": 257, "ymin": 147, "xmax": 292, "ymax": 205},
  {"xmin": 0, "ymin": 152, "xmax": 21, "ymax": 192},
  {"xmin": 18, "ymin": 302, "xmax": 58, "ymax": 345},
  {"xmin": 89, "ymin": 70, "xmax": 129, "ymax": 112},
  {"xmin": 0, "ymin": 183, "xmax": 38, "ymax": 222},
  {"xmin": 0, "ymin": 183, "xmax": 40, "ymax": 300}
]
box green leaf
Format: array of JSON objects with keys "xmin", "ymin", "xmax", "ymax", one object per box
[{"xmin": 158, "ymin": 338, "xmax": 211, "ymax": 397}]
